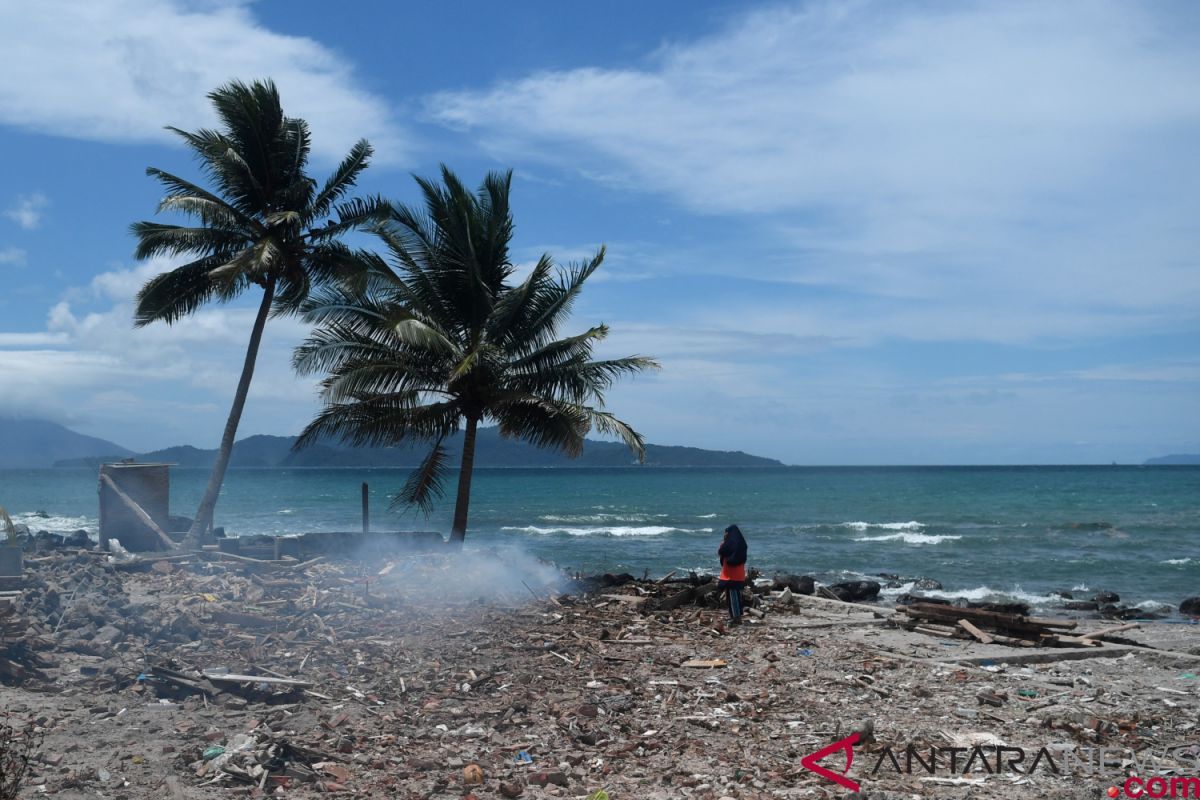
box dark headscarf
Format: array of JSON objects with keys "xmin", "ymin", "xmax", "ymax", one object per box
[{"xmin": 719, "ymin": 524, "xmax": 748, "ymax": 566}]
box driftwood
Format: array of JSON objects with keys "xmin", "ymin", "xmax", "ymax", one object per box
[
  {"xmin": 1080, "ymin": 622, "xmax": 1140, "ymax": 641},
  {"xmin": 899, "ymin": 603, "xmax": 1084, "ymax": 649},
  {"xmin": 657, "ymin": 581, "xmax": 721, "ymax": 611},
  {"xmin": 957, "ymin": 619, "xmax": 994, "ymax": 644}
]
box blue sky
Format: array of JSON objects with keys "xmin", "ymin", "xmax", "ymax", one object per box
[{"xmin": 0, "ymin": 0, "xmax": 1197, "ymax": 464}]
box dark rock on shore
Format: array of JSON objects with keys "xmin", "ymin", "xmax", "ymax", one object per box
[
  {"xmin": 1099, "ymin": 603, "xmax": 1164, "ymax": 620},
  {"xmin": 1093, "ymin": 591, "xmax": 1120, "ymax": 604},
  {"xmin": 772, "ymin": 574, "xmax": 814, "ymax": 595},
  {"xmin": 1064, "ymin": 601, "xmax": 1098, "ymax": 611},
  {"xmin": 1179, "ymin": 597, "xmax": 1200, "ymax": 616},
  {"xmin": 875, "ymin": 574, "xmax": 942, "ymax": 591},
  {"xmin": 829, "ymin": 580, "xmax": 880, "ymax": 602}
]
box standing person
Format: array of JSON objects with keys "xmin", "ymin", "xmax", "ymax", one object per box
[{"xmin": 718, "ymin": 524, "xmax": 748, "ymax": 625}]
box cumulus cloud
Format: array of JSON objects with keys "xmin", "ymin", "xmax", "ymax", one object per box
[
  {"xmin": 0, "ymin": 258, "xmax": 324, "ymax": 449},
  {"xmin": 429, "ymin": 1, "xmax": 1200, "ymax": 343},
  {"xmin": 0, "ymin": 247, "xmax": 25, "ymax": 266},
  {"xmin": 4, "ymin": 194, "xmax": 48, "ymax": 230},
  {"xmin": 0, "ymin": 0, "xmax": 409, "ymax": 164}
]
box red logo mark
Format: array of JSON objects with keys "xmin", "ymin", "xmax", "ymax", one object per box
[
  {"xmin": 1107, "ymin": 788, "xmax": 1120, "ymax": 798},
  {"xmin": 800, "ymin": 732, "xmax": 860, "ymax": 791}
]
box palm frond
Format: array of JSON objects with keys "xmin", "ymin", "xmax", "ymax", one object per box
[
  {"xmin": 134, "ymin": 259, "xmax": 223, "ymax": 326},
  {"xmin": 130, "ymin": 222, "xmax": 245, "ymax": 260},
  {"xmin": 309, "ymin": 139, "xmax": 374, "ymax": 222},
  {"xmin": 585, "ymin": 408, "xmax": 647, "ymax": 462},
  {"xmin": 394, "ymin": 441, "xmax": 450, "ymax": 515},
  {"xmin": 491, "ymin": 394, "xmax": 589, "ymax": 457},
  {"xmin": 518, "ymin": 247, "xmax": 607, "ymax": 351}
]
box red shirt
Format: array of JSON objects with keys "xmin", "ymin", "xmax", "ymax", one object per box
[{"xmin": 719, "ymin": 555, "xmax": 746, "ymax": 582}]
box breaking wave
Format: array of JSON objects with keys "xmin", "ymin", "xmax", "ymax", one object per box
[
  {"xmin": 1162, "ymin": 558, "xmax": 1192, "ymax": 565},
  {"xmin": 842, "ymin": 521, "xmax": 925, "ymax": 531},
  {"xmin": 11, "ymin": 512, "xmax": 95, "ymax": 534},
  {"xmin": 883, "ymin": 584, "xmax": 1065, "ymax": 608},
  {"xmin": 537, "ymin": 513, "xmax": 668, "ymax": 523},
  {"xmin": 854, "ymin": 532, "xmax": 960, "ymax": 545},
  {"xmin": 503, "ymin": 525, "xmax": 712, "ymax": 538}
]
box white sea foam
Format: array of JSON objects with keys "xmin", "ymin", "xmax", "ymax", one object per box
[
  {"xmin": 503, "ymin": 525, "xmax": 712, "ymax": 538},
  {"xmin": 1135, "ymin": 600, "xmax": 1174, "ymax": 612},
  {"xmin": 1162, "ymin": 558, "xmax": 1192, "ymax": 565},
  {"xmin": 842, "ymin": 521, "xmax": 925, "ymax": 532},
  {"xmin": 854, "ymin": 532, "xmax": 960, "ymax": 545},
  {"xmin": 538, "ymin": 513, "xmax": 664, "ymax": 523},
  {"xmin": 697, "ymin": 513, "xmax": 718, "ymax": 519},
  {"xmin": 886, "ymin": 584, "xmax": 1062, "ymax": 607},
  {"xmin": 11, "ymin": 512, "xmax": 96, "ymax": 534}
]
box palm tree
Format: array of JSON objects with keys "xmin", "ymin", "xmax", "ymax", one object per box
[
  {"xmin": 294, "ymin": 167, "xmax": 658, "ymax": 544},
  {"xmin": 132, "ymin": 79, "xmax": 384, "ymax": 545}
]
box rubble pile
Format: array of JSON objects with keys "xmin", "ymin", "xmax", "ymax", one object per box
[{"xmin": 0, "ymin": 548, "xmax": 1195, "ymax": 799}]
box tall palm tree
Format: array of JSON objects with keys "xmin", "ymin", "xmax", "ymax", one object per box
[
  {"xmin": 294, "ymin": 167, "xmax": 658, "ymax": 544},
  {"xmin": 132, "ymin": 79, "xmax": 384, "ymax": 545}
]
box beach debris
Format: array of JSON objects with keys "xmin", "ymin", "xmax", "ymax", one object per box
[
  {"xmin": 895, "ymin": 602, "xmax": 1087, "ymax": 648},
  {"xmin": 0, "ymin": 543, "xmax": 1196, "ymax": 799}
]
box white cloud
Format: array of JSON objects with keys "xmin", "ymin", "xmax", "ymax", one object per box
[
  {"xmin": 4, "ymin": 194, "xmax": 48, "ymax": 230},
  {"xmin": 0, "ymin": 247, "xmax": 25, "ymax": 266},
  {"xmin": 0, "ymin": 0, "xmax": 408, "ymax": 164},
  {"xmin": 0, "ymin": 260, "xmax": 323, "ymax": 450},
  {"xmin": 430, "ymin": 1, "xmax": 1200, "ymax": 343}
]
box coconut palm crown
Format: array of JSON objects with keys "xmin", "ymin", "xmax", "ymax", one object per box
[
  {"xmin": 132, "ymin": 78, "xmax": 385, "ymax": 544},
  {"xmin": 294, "ymin": 167, "xmax": 658, "ymax": 543}
]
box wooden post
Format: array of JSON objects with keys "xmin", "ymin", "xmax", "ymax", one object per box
[{"xmin": 362, "ymin": 482, "xmax": 369, "ymax": 533}]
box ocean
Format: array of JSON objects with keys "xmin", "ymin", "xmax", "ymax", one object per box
[{"xmin": 2, "ymin": 465, "xmax": 1197, "ymax": 614}]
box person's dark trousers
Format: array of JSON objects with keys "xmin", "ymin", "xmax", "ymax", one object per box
[{"xmin": 717, "ymin": 579, "xmax": 744, "ymax": 621}]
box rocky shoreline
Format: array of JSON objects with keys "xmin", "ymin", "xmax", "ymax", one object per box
[{"xmin": 9, "ymin": 520, "xmax": 1198, "ymax": 623}]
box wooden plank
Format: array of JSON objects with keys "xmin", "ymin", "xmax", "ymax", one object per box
[
  {"xmin": 793, "ymin": 592, "xmax": 889, "ymax": 618},
  {"xmin": 1026, "ymin": 616, "xmax": 1077, "ymax": 630},
  {"xmin": 600, "ymin": 594, "xmax": 647, "ymax": 605},
  {"xmin": 957, "ymin": 619, "xmax": 995, "ymax": 644},
  {"xmin": 903, "ymin": 603, "xmax": 1072, "ymax": 633},
  {"xmin": 1079, "ymin": 622, "xmax": 1139, "ymax": 641},
  {"xmin": 99, "ymin": 474, "xmax": 177, "ymax": 551},
  {"xmin": 201, "ymin": 670, "xmax": 311, "ymax": 687},
  {"xmin": 681, "ymin": 659, "xmax": 727, "ymax": 669},
  {"xmin": 1046, "ymin": 634, "xmax": 1102, "ymax": 648}
]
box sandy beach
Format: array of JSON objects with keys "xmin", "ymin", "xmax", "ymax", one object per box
[{"xmin": 1, "ymin": 547, "xmax": 1197, "ymax": 800}]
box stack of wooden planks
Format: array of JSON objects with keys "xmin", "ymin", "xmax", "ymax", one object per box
[{"xmin": 896, "ymin": 602, "xmax": 1137, "ymax": 648}]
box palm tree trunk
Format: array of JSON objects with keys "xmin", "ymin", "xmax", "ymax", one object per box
[
  {"xmin": 448, "ymin": 416, "xmax": 479, "ymax": 547},
  {"xmin": 184, "ymin": 278, "xmax": 276, "ymax": 546}
]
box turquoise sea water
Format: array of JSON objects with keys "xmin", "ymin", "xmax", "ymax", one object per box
[{"xmin": 2, "ymin": 465, "xmax": 1197, "ymax": 613}]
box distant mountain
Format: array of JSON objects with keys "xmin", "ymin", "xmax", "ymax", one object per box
[
  {"xmin": 0, "ymin": 418, "xmax": 133, "ymax": 468},
  {"xmin": 52, "ymin": 424, "xmax": 781, "ymax": 469},
  {"xmin": 1145, "ymin": 454, "xmax": 1200, "ymax": 465}
]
